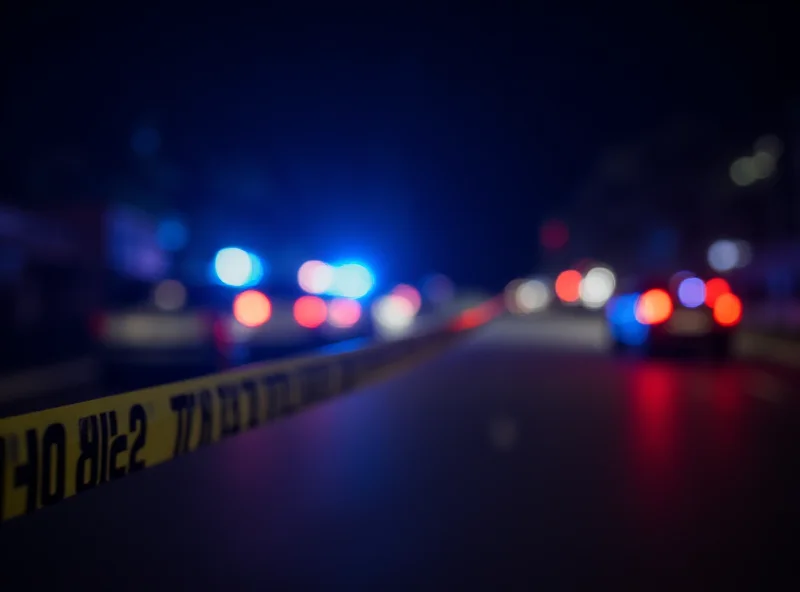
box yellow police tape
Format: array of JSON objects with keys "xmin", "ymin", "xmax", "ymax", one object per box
[{"xmin": 0, "ymin": 317, "xmax": 488, "ymax": 525}]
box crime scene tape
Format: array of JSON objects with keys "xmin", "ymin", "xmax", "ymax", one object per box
[{"xmin": 0, "ymin": 300, "xmax": 502, "ymax": 525}]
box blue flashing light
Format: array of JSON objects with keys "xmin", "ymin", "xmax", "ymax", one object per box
[
  {"xmin": 330, "ymin": 262, "xmax": 374, "ymax": 299},
  {"xmin": 606, "ymin": 293, "xmax": 649, "ymax": 346},
  {"xmin": 214, "ymin": 247, "xmax": 264, "ymax": 287},
  {"xmin": 248, "ymin": 253, "xmax": 265, "ymax": 285}
]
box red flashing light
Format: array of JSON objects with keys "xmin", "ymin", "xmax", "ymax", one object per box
[
  {"xmin": 555, "ymin": 269, "xmax": 582, "ymax": 303},
  {"xmin": 705, "ymin": 278, "xmax": 731, "ymax": 307}
]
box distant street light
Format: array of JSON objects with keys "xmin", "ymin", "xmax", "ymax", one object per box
[
  {"xmin": 730, "ymin": 134, "xmax": 782, "ymax": 187},
  {"xmin": 729, "ymin": 157, "xmax": 756, "ymax": 187},
  {"xmin": 707, "ymin": 239, "xmax": 751, "ymax": 272}
]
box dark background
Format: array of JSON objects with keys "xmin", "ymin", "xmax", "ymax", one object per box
[{"xmin": 1, "ymin": 1, "xmax": 797, "ymax": 290}]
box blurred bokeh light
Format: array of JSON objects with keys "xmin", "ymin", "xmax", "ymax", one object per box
[
  {"xmin": 372, "ymin": 294, "xmax": 416, "ymax": 334},
  {"xmin": 754, "ymin": 133, "xmax": 784, "ymax": 157},
  {"xmin": 635, "ymin": 289, "xmax": 673, "ymax": 325},
  {"xmin": 214, "ymin": 247, "xmax": 264, "ymax": 287},
  {"xmin": 293, "ymin": 295, "xmax": 328, "ymax": 328},
  {"xmin": 729, "ymin": 134, "xmax": 782, "ymax": 187},
  {"xmin": 713, "ymin": 292, "xmax": 742, "ymax": 326},
  {"xmin": 331, "ymin": 263, "xmax": 374, "ymax": 299},
  {"xmin": 391, "ymin": 283, "xmax": 422, "ymax": 314},
  {"xmin": 730, "ymin": 157, "xmax": 757, "ymax": 186},
  {"xmin": 152, "ymin": 279, "xmax": 187, "ymax": 311},
  {"xmin": 705, "ymin": 278, "xmax": 731, "ymax": 307},
  {"xmin": 605, "ymin": 294, "xmax": 649, "ymax": 346},
  {"xmin": 677, "ymin": 277, "xmax": 705, "ymax": 308},
  {"xmin": 579, "ymin": 266, "xmax": 616, "ymax": 309},
  {"xmin": 298, "ymin": 260, "xmax": 335, "ymax": 294},
  {"xmin": 555, "ymin": 269, "xmax": 582, "ymax": 304},
  {"xmin": 515, "ymin": 279, "xmax": 551, "ymax": 313},
  {"xmin": 328, "ymin": 298, "xmax": 362, "ymax": 328},
  {"xmin": 233, "ymin": 290, "xmax": 272, "ymax": 327},
  {"xmin": 707, "ymin": 239, "xmax": 740, "ymax": 272}
]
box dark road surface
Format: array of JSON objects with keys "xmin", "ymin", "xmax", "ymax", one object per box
[{"xmin": 2, "ymin": 315, "xmax": 800, "ymax": 589}]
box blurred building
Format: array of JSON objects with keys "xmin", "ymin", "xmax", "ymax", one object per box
[
  {"xmin": 0, "ymin": 201, "xmax": 170, "ymax": 370},
  {"xmin": 549, "ymin": 116, "xmax": 789, "ymax": 279},
  {"xmin": 0, "ymin": 203, "xmax": 96, "ymax": 369}
]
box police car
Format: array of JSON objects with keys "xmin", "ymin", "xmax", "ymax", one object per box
[
  {"xmin": 604, "ymin": 274, "xmax": 742, "ymax": 357},
  {"xmin": 93, "ymin": 279, "xmax": 376, "ymax": 374},
  {"xmin": 219, "ymin": 284, "xmax": 375, "ymax": 364},
  {"xmin": 91, "ymin": 280, "xmax": 231, "ymax": 375}
]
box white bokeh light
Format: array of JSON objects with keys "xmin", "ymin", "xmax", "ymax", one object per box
[
  {"xmin": 707, "ymin": 239, "xmax": 740, "ymax": 272},
  {"xmin": 298, "ymin": 260, "xmax": 334, "ymax": 294},
  {"xmin": 751, "ymin": 150, "xmax": 776, "ymax": 180},
  {"xmin": 504, "ymin": 279, "xmax": 525, "ymax": 313},
  {"xmin": 579, "ymin": 267, "xmax": 616, "ymax": 309},
  {"xmin": 515, "ymin": 279, "xmax": 551, "ymax": 313},
  {"xmin": 372, "ymin": 294, "xmax": 416, "ymax": 336},
  {"xmin": 754, "ymin": 134, "xmax": 783, "ymax": 159}
]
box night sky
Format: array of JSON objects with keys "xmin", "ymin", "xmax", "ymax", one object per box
[{"xmin": 1, "ymin": 2, "xmax": 796, "ymax": 290}]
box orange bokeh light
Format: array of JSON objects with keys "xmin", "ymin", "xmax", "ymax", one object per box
[
  {"xmin": 233, "ymin": 290, "xmax": 272, "ymax": 327},
  {"xmin": 713, "ymin": 293, "xmax": 742, "ymax": 326},
  {"xmin": 635, "ymin": 289, "xmax": 673, "ymax": 325}
]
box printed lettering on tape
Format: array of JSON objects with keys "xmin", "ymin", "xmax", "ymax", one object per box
[
  {"xmin": 0, "ymin": 334, "xmax": 444, "ymax": 524},
  {"xmin": 0, "ymin": 359, "xmax": 348, "ymax": 523}
]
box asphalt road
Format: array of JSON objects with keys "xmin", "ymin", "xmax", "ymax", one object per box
[{"xmin": 2, "ymin": 313, "xmax": 799, "ymax": 589}]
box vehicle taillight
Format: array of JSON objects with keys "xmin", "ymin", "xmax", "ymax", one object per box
[
  {"xmin": 705, "ymin": 278, "xmax": 731, "ymax": 307},
  {"xmin": 635, "ymin": 289, "xmax": 673, "ymax": 325},
  {"xmin": 328, "ymin": 298, "xmax": 361, "ymax": 328},
  {"xmin": 233, "ymin": 290, "xmax": 272, "ymax": 327},
  {"xmin": 294, "ymin": 296, "xmax": 327, "ymax": 328},
  {"xmin": 555, "ymin": 269, "xmax": 582, "ymax": 304},
  {"xmin": 713, "ymin": 292, "xmax": 742, "ymax": 326}
]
